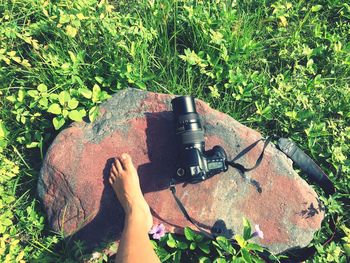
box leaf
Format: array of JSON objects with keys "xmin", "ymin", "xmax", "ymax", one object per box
[
  {"xmin": 88, "ymin": 106, "xmax": 99, "ymax": 122},
  {"xmin": 68, "ymin": 109, "xmax": 85, "ymax": 122},
  {"xmin": 6, "ymin": 96, "xmax": 16, "ymax": 103},
  {"xmin": 27, "ymin": 90, "xmax": 39, "ymax": 98},
  {"xmin": 241, "ymin": 248, "xmax": 253, "ymax": 263},
  {"xmin": 53, "ymin": 117, "xmax": 65, "ymax": 130},
  {"xmin": 279, "ymin": 16, "xmax": 288, "ymax": 27},
  {"xmin": 47, "ymin": 103, "xmax": 61, "ymax": 115},
  {"xmin": 92, "ymin": 84, "xmax": 101, "ymax": 103},
  {"xmin": 61, "ymin": 63, "xmax": 70, "ymax": 70},
  {"xmin": 68, "ymin": 51, "xmax": 77, "ymax": 63},
  {"xmin": 68, "ymin": 98, "xmax": 79, "ymax": 110},
  {"xmin": 37, "ymin": 84, "xmax": 48, "ymax": 93},
  {"xmin": 0, "ymin": 120, "xmax": 8, "ymax": 138},
  {"xmin": 26, "ymin": 142, "xmax": 39, "ymax": 148},
  {"xmin": 59, "ymin": 91, "xmax": 71, "ymax": 106},
  {"xmin": 95, "ymin": 76, "xmax": 104, "ymax": 84},
  {"xmin": 243, "ymin": 218, "xmax": 252, "ymax": 240},
  {"xmin": 39, "ymin": 98, "xmax": 48, "ymax": 108},
  {"xmin": 246, "ymin": 243, "xmax": 264, "ymax": 252},
  {"xmin": 66, "ymin": 25, "xmax": 78, "ymax": 38},
  {"xmin": 198, "ymin": 242, "xmax": 210, "ymax": 254},
  {"xmin": 311, "ymin": 5, "xmax": 322, "ymax": 12},
  {"xmin": 79, "ymin": 87, "xmax": 92, "ymax": 99},
  {"xmin": 213, "ymin": 258, "xmax": 227, "ymax": 263},
  {"xmin": 167, "ymin": 234, "xmax": 177, "ymax": 248},
  {"xmin": 2, "ymin": 218, "xmax": 12, "ymax": 226},
  {"xmin": 176, "ymin": 240, "xmax": 188, "ymax": 250},
  {"xmin": 173, "ymin": 250, "xmax": 181, "ymax": 263},
  {"xmin": 62, "ymin": 109, "xmax": 69, "ymax": 118},
  {"xmin": 135, "ymin": 81, "xmax": 146, "ymax": 90},
  {"xmin": 190, "ymin": 242, "xmax": 196, "ymax": 250},
  {"xmin": 215, "ymin": 236, "xmax": 230, "ymax": 252},
  {"xmin": 199, "ymin": 257, "xmax": 211, "ymax": 263},
  {"xmin": 235, "ymin": 234, "xmax": 246, "ymax": 248},
  {"xmin": 184, "ymin": 227, "xmax": 195, "ymax": 241}
]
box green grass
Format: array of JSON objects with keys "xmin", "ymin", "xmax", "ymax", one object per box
[{"xmin": 0, "ymin": 0, "xmax": 349, "ymax": 262}]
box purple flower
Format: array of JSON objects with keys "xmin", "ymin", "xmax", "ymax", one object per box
[
  {"xmin": 149, "ymin": 223, "xmax": 166, "ymax": 240},
  {"xmin": 251, "ymin": 224, "xmax": 264, "ymax": 239}
]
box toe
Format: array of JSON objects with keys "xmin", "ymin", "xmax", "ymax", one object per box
[
  {"xmin": 115, "ymin": 158, "xmax": 124, "ymax": 173},
  {"xmin": 110, "ymin": 170, "xmax": 116, "ymax": 180},
  {"xmin": 120, "ymin": 153, "xmax": 134, "ymax": 170},
  {"xmin": 109, "ymin": 177, "xmax": 114, "ymax": 185},
  {"xmin": 111, "ymin": 163, "xmax": 118, "ymax": 176}
]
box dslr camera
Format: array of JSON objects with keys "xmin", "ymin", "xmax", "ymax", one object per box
[{"xmin": 171, "ymin": 96, "xmax": 228, "ymax": 184}]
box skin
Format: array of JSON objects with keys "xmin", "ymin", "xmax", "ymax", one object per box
[{"xmin": 109, "ymin": 153, "xmax": 160, "ymax": 263}]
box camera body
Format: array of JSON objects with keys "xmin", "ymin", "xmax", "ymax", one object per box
[{"xmin": 171, "ymin": 96, "xmax": 228, "ymax": 184}]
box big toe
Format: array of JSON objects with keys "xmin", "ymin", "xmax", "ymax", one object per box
[{"xmin": 120, "ymin": 153, "xmax": 134, "ymax": 170}]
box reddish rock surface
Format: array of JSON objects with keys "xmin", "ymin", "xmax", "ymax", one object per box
[{"xmin": 38, "ymin": 88, "xmax": 324, "ymax": 253}]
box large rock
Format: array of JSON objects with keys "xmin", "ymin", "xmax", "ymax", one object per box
[{"xmin": 38, "ymin": 88, "xmax": 324, "ymax": 254}]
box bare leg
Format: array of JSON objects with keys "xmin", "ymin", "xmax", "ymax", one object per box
[{"xmin": 109, "ymin": 153, "xmax": 160, "ymax": 263}]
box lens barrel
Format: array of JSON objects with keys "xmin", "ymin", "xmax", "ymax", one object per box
[
  {"xmin": 171, "ymin": 96, "xmax": 205, "ymax": 149},
  {"xmin": 172, "ymin": 96, "xmax": 197, "ymax": 116}
]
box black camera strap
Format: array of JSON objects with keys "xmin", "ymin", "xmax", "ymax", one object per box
[
  {"xmin": 170, "ymin": 185, "xmax": 215, "ymax": 239},
  {"xmin": 169, "ymin": 136, "xmax": 337, "ymax": 259}
]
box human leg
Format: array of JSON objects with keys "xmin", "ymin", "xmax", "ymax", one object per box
[{"xmin": 109, "ymin": 153, "xmax": 160, "ymax": 263}]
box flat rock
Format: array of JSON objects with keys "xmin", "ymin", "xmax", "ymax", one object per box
[{"xmin": 38, "ymin": 88, "xmax": 324, "ymax": 254}]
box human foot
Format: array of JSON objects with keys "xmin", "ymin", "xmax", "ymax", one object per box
[{"xmin": 109, "ymin": 153, "xmax": 152, "ymax": 231}]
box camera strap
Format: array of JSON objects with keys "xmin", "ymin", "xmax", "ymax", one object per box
[{"xmin": 169, "ymin": 136, "xmax": 337, "ymax": 258}]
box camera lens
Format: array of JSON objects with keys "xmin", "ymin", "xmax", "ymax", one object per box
[{"xmin": 171, "ymin": 96, "xmax": 205, "ymax": 149}]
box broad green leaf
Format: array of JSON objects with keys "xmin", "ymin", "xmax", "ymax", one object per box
[
  {"xmin": 53, "ymin": 117, "xmax": 65, "ymax": 130},
  {"xmin": 241, "ymin": 248, "xmax": 253, "ymax": 263},
  {"xmin": 47, "ymin": 103, "xmax": 61, "ymax": 115},
  {"xmin": 135, "ymin": 81, "xmax": 146, "ymax": 90},
  {"xmin": 39, "ymin": 98, "xmax": 48, "ymax": 108},
  {"xmin": 61, "ymin": 63, "xmax": 70, "ymax": 70},
  {"xmin": 198, "ymin": 242, "xmax": 210, "ymax": 254},
  {"xmin": 176, "ymin": 240, "xmax": 188, "ymax": 250},
  {"xmin": 246, "ymin": 243, "xmax": 264, "ymax": 252},
  {"xmin": 89, "ymin": 106, "xmax": 99, "ymax": 122},
  {"xmin": 173, "ymin": 250, "xmax": 181, "ymax": 263},
  {"xmin": 68, "ymin": 98, "xmax": 79, "ymax": 110},
  {"xmin": 59, "ymin": 14, "xmax": 70, "ymax": 24},
  {"xmin": 79, "ymin": 87, "xmax": 92, "ymax": 99},
  {"xmin": 2, "ymin": 218, "xmax": 12, "ymax": 226},
  {"xmin": 6, "ymin": 96, "xmax": 16, "ymax": 103},
  {"xmin": 0, "ymin": 120, "xmax": 8, "ymax": 138},
  {"xmin": 68, "ymin": 109, "xmax": 85, "ymax": 122},
  {"xmin": 66, "ymin": 25, "xmax": 78, "ymax": 38},
  {"xmin": 311, "ymin": 5, "xmax": 322, "ymax": 12},
  {"xmin": 49, "ymin": 93, "xmax": 59, "ymax": 101},
  {"xmin": 199, "ymin": 257, "xmax": 211, "ymax": 263},
  {"xmin": 18, "ymin": 89, "xmax": 25, "ymax": 102},
  {"xmin": 167, "ymin": 234, "xmax": 177, "ymax": 248},
  {"xmin": 243, "ymin": 218, "xmax": 251, "ymax": 240},
  {"xmin": 190, "ymin": 242, "xmax": 196, "ymax": 250},
  {"xmin": 62, "ymin": 109, "xmax": 69, "ymax": 118},
  {"xmin": 213, "ymin": 258, "xmax": 227, "ymax": 263},
  {"xmin": 235, "ymin": 234, "xmax": 246, "ymax": 248},
  {"xmin": 99, "ymin": 91, "xmax": 111, "ymax": 101},
  {"xmin": 95, "ymin": 76, "xmax": 104, "ymax": 84},
  {"xmin": 27, "ymin": 90, "xmax": 39, "ymax": 98},
  {"xmin": 37, "ymin": 84, "xmax": 48, "ymax": 93},
  {"xmin": 92, "ymin": 84, "xmax": 101, "ymax": 103},
  {"xmin": 59, "ymin": 91, "xmax": 71, "ymax": 106},
  {"xmin": 184, "ymin": 227, "xmax": 195, "ymax": 241},
  {"xmin": 26, "ymin": 142, "xmax": 39, "ymax": 148}
]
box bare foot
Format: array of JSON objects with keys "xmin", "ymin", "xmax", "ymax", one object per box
[{"xmin": 109, "ymin": 153, "xmax": 152, "ymax": 231}]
